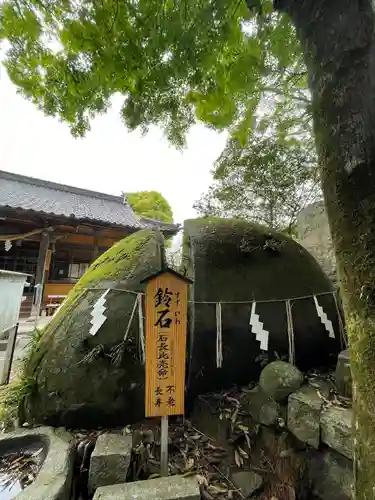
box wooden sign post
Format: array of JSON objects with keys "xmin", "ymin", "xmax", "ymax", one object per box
[{"xmin": 142, "ymin": 268, "xmax": 192, "ymax": 477}]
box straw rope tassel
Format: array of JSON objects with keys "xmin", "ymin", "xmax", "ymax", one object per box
[
  {"xmin": 285, "ymin": 300, "xmax": 295, "ymax": 365},
  {"xmin": 110, "ymin": 295, "xmax": 139, "ymax": 366},
  {"xmin": 333, "ymin": 292, "xmax": 347, "ymax": 349},
  {"xmin": 216, "ymin": 302, "xmax": 223, "ymax": 368},
  {"xmin": 124, "ymin": 295, "xmax": 139, "ymax": 343},
  {"xmin": 138, "ymin": 293, "xmax": 145, "ymax": 363}
]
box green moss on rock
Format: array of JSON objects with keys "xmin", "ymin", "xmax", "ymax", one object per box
[
  {"xmin": 22, "ymin": 230, "xmax": 164, "ymax": 428},
  {"xmin": 183, "ymin": 218, "xmax": 341, "ymax": 398},
  {"xmin": 183, "ymin": 217, "xmax": 331, "ymax": 300},
  {"xmin": 259, "ymin": 361, "xmax": 304, "ymax": 402}
]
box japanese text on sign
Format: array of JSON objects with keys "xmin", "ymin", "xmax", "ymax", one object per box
[{"xmin": 144, "ymin": 271, "xmax": 188, "ymax": 417}]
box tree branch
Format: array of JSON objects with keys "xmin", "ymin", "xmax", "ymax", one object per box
[{"xmin": 260, "ymin": 86, "xmax": 311, "ymax": 104}]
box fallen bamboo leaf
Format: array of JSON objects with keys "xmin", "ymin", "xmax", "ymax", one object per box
[
  {"xmin": 212, "ymin": 450, "xmax": 228, "ymax": 458},
  {"xmin": 234, "ymin": 449, "xmax": 243, "ymax": 468},
  {"xmin": 226, "ymin": 397, "xmax": 240, "ymax": 406},
  {"xmin": 237, "ymin": 447, "xmax": 248, "ymax": 460},
  {"xmin": 196, "ymin": 474, "xmax": 208, "ymax": 487},
  {"xmin": 200, "ymin": 486, "xmax": 215, "ymax": 500},
  {"xmin": 279, "ymin": 449, "xmax": 294, "ymax": 458},
  {"xmin": 244, "ymin": 433, "xmax": 251, "ymax": 451},
  {"xmin": 237, "ymin": 424, "xmax": 249, "ymax": 432},
  {"xmin": 190, "ymin": 434, "xmax": 202, "ymax": 440},
  {"xmin": 182, "ymin": 470, "xmax": 198, "ymax": 477},
  {"xmin": 231, "ymin": 408, "xmax": 239, "ymax": 425},
  {"xmin": 208, "ymin": 485, "xmax": 229, "ymax": 494},
  {"xmin": 184, "ymin": 457, "xmax": 195, "ymax": 471},
  {"xmin": 206, "ymin": 443, "xmax": 218, "ymax": 450}
]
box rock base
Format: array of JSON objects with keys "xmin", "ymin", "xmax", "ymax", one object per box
[
  {"xmin": 88, "ymin": 432, "xmax": 132, "ymax": 493},
  {"xmin": 93, "ymin": 476, "xmax": 200, "ymax": 500},
  {"xmin": 335, "ymin": 349, "xmax": 352, "ymax": 399}
]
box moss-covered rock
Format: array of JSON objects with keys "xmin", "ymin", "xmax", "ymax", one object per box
[
  {"xmin": 259, "ymin": 361, "xmax": 304, "ymax": 402},
  {"xmin": 183, "ymin": 218, "xmax": 342, "ymax": 398},
  {"xmin": 22, "ymin": 230, "xmax": 164, "ymax": 428}
]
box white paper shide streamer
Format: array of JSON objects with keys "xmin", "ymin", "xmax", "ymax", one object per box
[
  {"xmin": 89, "ymin": 289, "xmax": 110, "ymax": 336},
  {"xmin": 250, "ymin": 302, "xmax": 269, "ymax": 351},
  {"xmin": 216, "ymin": 302, "xmax": 223, "ymax": 368},
  {"xmin": 313, "ymin": 295, "xmax": 335, "ymax": 339}
]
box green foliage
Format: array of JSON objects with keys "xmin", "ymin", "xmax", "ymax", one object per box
[
  {"xmin": 19, "ymin": 327, "xmax": 44, "ymax": 373},
  {"xmin": 194, "ymin": 133, "xmax": 321, "ymax": 233},
  {"xmin": 0, "ymin": 0, "xmax": 307, "ymax": 145},
  {"xmin": 125, "ymin": 191, "xmax": 174, "ymax": 223},
  {"xmin": 0, "ymin": 328, "xmax": 42, "ymax": 428}
]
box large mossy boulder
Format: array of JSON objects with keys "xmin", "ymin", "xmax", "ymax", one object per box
[
  {"xmin": 183, "ymin": 218, "xmax": 342, "ymax": 398},
  {"xmin": 22, "ymin": 230, "xmax": 164, "ymax": 428}
]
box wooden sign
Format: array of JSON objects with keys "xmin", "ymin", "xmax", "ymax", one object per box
[{"xmin": 143, "ymin": 269, "xmax": 191, "ymax": 418}]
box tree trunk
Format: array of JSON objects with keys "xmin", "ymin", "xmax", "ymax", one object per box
[{"xmin": 274, "ymin": 0, "xmax": 375, "ymax": 497}]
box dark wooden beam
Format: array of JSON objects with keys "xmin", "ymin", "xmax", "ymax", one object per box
[
  {"xmin": 0, "ymin": 207, "xmax": 139, "ymax": 234},
  {"xmin": 35, "ymin": 231, "xmax": 50, "ymax": 286},
  {"xmin": 92, "ymin": 231, "xmax": 100, "ymax": 261}
]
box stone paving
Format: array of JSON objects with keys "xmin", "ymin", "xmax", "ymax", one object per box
[{"xmin": 0, "ymin": 318, "xmax": 50, "ymax": 380}]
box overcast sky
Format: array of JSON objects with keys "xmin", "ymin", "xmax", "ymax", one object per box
[{"xmin": 0, "ymin": 62, "xmax": 227, "ymax": 226}]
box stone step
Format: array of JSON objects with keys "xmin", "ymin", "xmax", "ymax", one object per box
[
  {"xmin": 93, "ymin": 476, "xmax": 200, "ymax": 500},
  {"xmin": 20, "ymin": 310, "xmax": 32, "ymax": 316}
]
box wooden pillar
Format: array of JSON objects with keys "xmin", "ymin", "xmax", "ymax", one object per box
[
  {"xmin": 92, "ymin": 231, "xmax": 100, "ymax": 262},
  {"xmin": 35, "ymin": 231, "xmax": 50, "ymax": 287},
  {"xmin": 12, "ymin": 245, "xmax": 19, "ymax": 271},
  {"xmin": 33, "ymin": 231, "xmax": 50, "ymax": 316}
]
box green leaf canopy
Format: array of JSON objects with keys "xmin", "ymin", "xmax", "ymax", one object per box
[{"xmin": 0, "ymin": 0, "xmax": 307, "ymax": 145}]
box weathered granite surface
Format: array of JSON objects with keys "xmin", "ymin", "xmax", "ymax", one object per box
[
  {"xmin": 22, "ymin": 230, "xmax": 165, "ymax": 429},
  {"xmin": 230, "ymin": 470, "xmax": 263, "ymax": 498},
  {"xmin": 335, "ymin": 350, "xmax": 352, "ymax": 399},
  {"xmin": 259, "ymin": 361, "xmax": 304, "ymax": 402},
  {"xmin": 321, "ymin": 407, "xmax": 352, "ymax": 460},
  {"xmin": 295, "ymin": 201, "xmax": 337, "ymax": 283},
  {"xmin": 0, "ymin": 426, "xmax": 75, "ymax": 500},
  {"xmin": 193, "ymin": 360, "xmax": 354, "ymax": 500},
  {"xmin": 309, "ymin": 449, "xmax": 353, "ymax": 500},
  {"xmin": 88, "ymin": 432, "xmax": 133, "ymax": 493},
  {"xmin": 242, "ymin": 386, "xmax": 283, "ymax": 426},
  {"xmin": 93, "ymin": 475, "xmax": 200, "ymax": 500},
  {"xmin": 288, "ymin": 385, "xmax": 323, "ymax": 448}
]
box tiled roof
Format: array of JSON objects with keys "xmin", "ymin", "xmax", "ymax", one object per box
[
  {"xmin": 140, "ymin": 216, "xmax": 180, "ymax": 235},
  {"xmin": 0, "ymin": 170, "xmax": 143, "ymax": 228}
]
